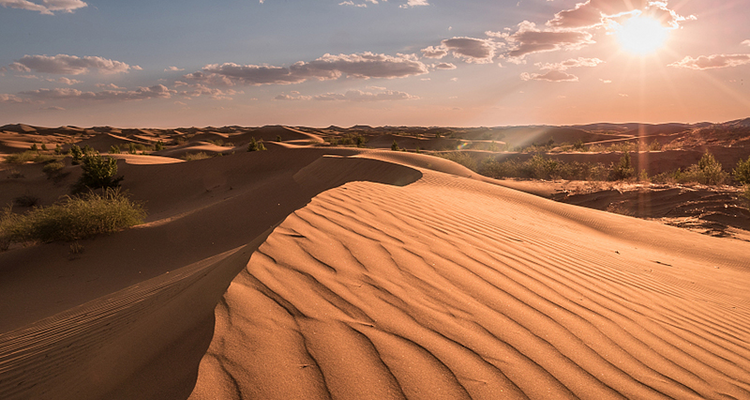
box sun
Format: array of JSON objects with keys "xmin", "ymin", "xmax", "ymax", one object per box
[{"xmin": 615, "ymin": 16, "xmax": 669, "ymax": 55}]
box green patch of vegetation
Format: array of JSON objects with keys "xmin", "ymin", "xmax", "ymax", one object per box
[
  {"xmin": 733, "ymin": 155, "xmax": 750, "ymax": 185},
  {"xmin": 652, "ymin": 151, "xmax": 729, "ymax": 185},
  {"xmin": 42, "ymin": 161, "xmax": 66, "ymax": 180},
  {"xmin": 391, "ymin": 140, "xmax": 400, "ymax": 151},
  {"xmin": 182, "ymin": 152, "xmax": 214, "ymax": 161},
  {"xmin": 435, "ymin": 152, "xmax": 477, "ymax": 171},
  {"xmin": 0, "ymin": 188, "xmax": 146, "ymax": 248},
  {"xmin": 478, "ymin": 154, "xmax": 611, "ymax": 181},
  {"xmin": 4, "ymin": 151, "xmax": 38, "ymax": 165},
  {"xmin": 609, "ymin": 152, "xmax": 634, "ymax": 181},
  {"xmin": 72, "ymin": 153, "xmax": 123, "ymax": 193},
  {"xmin": 247, "ymin": 137, "xmax": 267, "ymax": 151}
]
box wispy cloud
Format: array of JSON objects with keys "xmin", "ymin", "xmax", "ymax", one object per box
[
  {"xmin": 19, "ymin": 84, "xmax": 176, "ymax": 101},
  {"xmin": 535, "ymin": 57, "xmax": 604, "ymax": 70},
  {"xmin": 184, "ymin": 52, "xmax": 428, "ymax": 87},
  {"xmin": 0, "ymin": 93, "xmax": 31, "ymax": 103},
  {"xmin": 400, "ymin": 0, "xmax": 428, "ymax": 8},
  {"xmin": 9, "ymin": 54, "xmax": 136, "ymax": 75},
  {"xmin": 314, "ymin": 89, "xmax": 418, "ymax": 102},
  {"xmin": 165, "ymin": 66, "xmax": 185, "ymax": 72},
  {"xmin": 0, "ymin": 0, "xmax": 87, "ymax": 15},
  {"xmin": 521, "ymin": 70, "xmax": 578, "ymax": 82},
  {"xmin": 669, "ymin": 54, "xmax": 750, "ymax": 70}
]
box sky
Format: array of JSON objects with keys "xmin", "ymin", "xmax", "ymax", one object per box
[{"xmin": 0, "ymin": 0, "xmax": 749, "ymax": 128}]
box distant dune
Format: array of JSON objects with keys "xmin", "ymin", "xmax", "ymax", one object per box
[{"xmin": 1, "ymin": 122, "xmax": 749, "ymax": 399}]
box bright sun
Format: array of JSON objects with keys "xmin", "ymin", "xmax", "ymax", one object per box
[{"xmin": 616, "ymin": 16, "xmax": 669, "ymax": 55}]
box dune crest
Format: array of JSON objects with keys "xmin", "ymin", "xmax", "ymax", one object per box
[{"xmin": 191, "ymin": 166, "xmax": 750, "ymax": 400}]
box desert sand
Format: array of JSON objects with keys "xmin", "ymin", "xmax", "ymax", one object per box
[{"xmin": 1, "ymin": 123, "xmax": 749, "ymax": 399}]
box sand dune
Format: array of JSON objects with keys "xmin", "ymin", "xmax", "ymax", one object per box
[
  {"xmin": 1, "ymin": 125, "xmax": 749, "ymax": 399},
  {"xmin": 190, "ymin": 155, "xmax": 750, "ymax": 400}
]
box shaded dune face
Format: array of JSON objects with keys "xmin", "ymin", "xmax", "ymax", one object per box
[{"xmin": 191, "ymin": 169, "xmax": 750, "ymax": 400}]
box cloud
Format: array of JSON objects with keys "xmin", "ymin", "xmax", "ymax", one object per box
[
  {"xmin": 165, "ymin": 66, "xmax": 185, "ymax": 72},
  {"xmin": 0, "ymin": 0, "xmax": 86, "ymax": 15},
  {"xmin": 547, "ymin": 0, "xmax": 694, "ymax": 29},
  {"xmin": 600, "ymin": 78, "xmax": 612, "ymax": 84},
  {"xmin": 180, "ymin": 84, "xmax": 238, "ymax": 100},
  {"xmin": 421, "ymin": 45, "xmax": 448, "ymax": 59},
  {"xmin": 434, "ymin": 62, "xmax": 457, "ymax": 70},
  {"xmin": 55, "ymin": 77, "xmax": 82, "ymax": 85},
  {"xmin": 42, "ymin": 106, "xmax": 65, "ymax": 111},
  {"xmin": 96, "ymin": 83, "xmax": 125, "ymax": 89},
  {"xmin": 0, "ymin": 93, "xmax": 30, "ymax": 103},
  {"xmin": 668, "ymin": 54, "xmax": 750, "ymax": 70},
  {"xmin": 275, "ymin": 92, "xmax": 312, "ymax": 101},
  {"xmin": 19, "ymin": 84, "xmax": 176, "ymax": 101},
  {"xmin": 489, "ymin": 21, "xmax": 594, "ymax": 60},
  {"xmin": 521, "ymin": 70, "xmax": 578, "ymax": 82},
  {"xmin": 314, "ymin": 89, "xmax": 418, "ymax": 102},
  {"xmin": 9, "ymin": 54, "xmax": 135, "ymax": 75},
  {"xmin": 185, "ymin": 52, "xmax": 428, "ymax": 86},
  {"xmin": 441, "ymin": 37, "xmax": 496, "ymax": 63},
  {"xmin": 743, "ymin": 40, "xmax": 750, "ymax": 47},
  {"xmin": 400, "ymin": 0, "xmax": 428, "ymax": 8},
  {"xmin": 535, "ymin": 57, "xmax": 604, "ymax": 70}
]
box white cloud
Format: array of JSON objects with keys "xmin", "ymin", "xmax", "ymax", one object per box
[
  {"xmin": 95, "ymin": 83, "xmax": 125, "ymax": 89},
  {"xmin": 400, "ymin": 0, "xmax": 428, "ymax": 8},
  {"xmin": 20, "ymin": 84, "xmax": 176, "ymax": 101},
  {"xmin": 743, "ymin": 40, "xmax": 750, "ymax": 47},
  {"xmin": 0, "ymin": 93, "xmax": 30, "ymax": 103},
  {"xmin": 535, "ymin": 57, "xmax": 604, "ymax": 70},
  {"xmin": 421, "ymin": 45, "xmax": 448, "ymax": 59},
  {"xmin": 339, "ymin": 1, "xmax": 367, "ymax": 7},
  {"xmin": 489, "ymin": 21, "xmax": 594, "ymax": 60},
  {"xmin": 314, "ymin": 89, "xmax": 418, "ymax": 102},
  {"xmin": 441, "ymin": 37, "xmax": 497, "ymax": 64},
  {"xmin": 55, "ymin": 77, "xmax": 82, "ymax": 85},
  {"xmin": 275, "ymin": 93, "xmax": 312, "ymax": 101},
  {"xmin": 434, "ymin": 62, "xmax": 457, "ymax": 70},
  {"xmin": 180, "ymin": 84, "xmax": 238, "ymax": 100},
  {"xmin": 165, "ymin": 66, "xmax": 185, "ymax": 72},
  {"xmin": 185, "ymin": 52, "xmax": 428, "ymax": 86},
  {"xmin": 9, "ymin": 54, "xmax": 135, "ymax": 75},
  {"xmin": 547, "ymin": 0, "xmax": 695, "ymax": 29},
  {"xmin": 521, "ymin": 70, "xmax": 578, "ymax": 82},
  {"xmin": 669, "ymin": 54, "xmax": 750, "ymax": 70},
  {"xmin": 0, "ymin": 0, "xmax": 86, "ymax": 15},
  {"xmin": 599, "ymin": 78, "xmax": 612, "ymax": 84}
]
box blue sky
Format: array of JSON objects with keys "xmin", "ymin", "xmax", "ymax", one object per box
[{"xmin": 1, "ymin": 0, "xmax": 749, "ymax": 127}]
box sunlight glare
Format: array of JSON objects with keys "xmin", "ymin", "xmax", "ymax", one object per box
[{"xmin": 616, "ymin": 16, "xmax": 669, "ymax": 55}]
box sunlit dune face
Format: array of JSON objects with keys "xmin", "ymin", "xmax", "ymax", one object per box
[{"xmin": 616, "ymin": 16, "xmax": 669, "ymax": 55}]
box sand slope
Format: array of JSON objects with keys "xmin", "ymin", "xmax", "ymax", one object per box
[
  {"xmin": 191, "ymin": 158, "xmax": 750, "ymax": 400},
  {"xmin": 1, "ymin": 147, "xmax": 749, "ymax": 400}
]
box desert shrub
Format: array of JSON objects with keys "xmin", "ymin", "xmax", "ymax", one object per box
[
  {"xmin": 70, "ymin": 145, "xmax": 84, "ymax": 164},
  {"xmin": 478, "ymin": 156, "xmax": 608, "ymax": 181},
  {"xmin": 182, "ymin": 152, "xmax": 213, "ymax": 161},
  {"xmin": 73, "ymin": 153, "xmax": 123, "ymax": 193},
  {"xmin": 609, "ymin": 152, "xmax": 634, "ymax": 180},
  {"xmin": 573, "ymin": 139, "xmax": 586, "ymax": 151},
  {"xmin": 4, "ymin": 151, "xmax": 37, "ymax": 165},
  {"xmin": 30, "ymin": 143, "xmax": 39, "ymax": 151},
  {"xmin": 693, "ymin": 151, "xmax": 728, "ymax": 185},
  {"xmin": 154, "ymin": 140, "xmax": 164, "ymax": 151},
  {"xmin": 55, "ymin": 144, "xmax": 63, "ymax": 155},
  {"xmin": 41, "ymin": 143, "xmax": 48, "ymax": 151},
  {"xmin": 247, "ymin": 137, "xmax": 267, "ymax": 151},
  {"xmin": 436, "ymin": 152, "xmax": 477, "ymax": 171},
  {"xmin": 43, "ymin": 161, "xmax": 65, "ymax": 179},
  {"xmin": 391, "ymin": 140, "xmax": 400, "ymax": 151},
  {"xmin": 14, "ymin": 194, "xmax": 40, "ymax": 207},
  {"xmin": 742, "ymin": 185, "xmax": 750, "ymax": 207},
  {"xmin": 733, "ymin": 155, "xmax": 750, "ymax": 185},
  {"xmin": 109, "ymin": 145, "xmax": 121, "ymax": 154},
  {"xmin": 0, "ymin": 188, "xmax": 146, "ymax": 246},
  {"xmin": 276, "ymin": 135, "xmax": 282, "ymax": 142}
]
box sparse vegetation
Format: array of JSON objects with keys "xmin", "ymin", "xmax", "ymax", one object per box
[
  {"xmin": 652, "ymin": 151, "xmax": 729, "ymax": 185},
  {"xmin": 247, "ymin": 137, "xmax": 267, "ymax": 151},
  {"xmin": 42, "ymin": 161, "xmax": 66, "ymax": 179},
  {"xmin": 733, "ymin": 155, "xmax": 750, "ymax": 185},
  {"xmin": 73, "ymin": 153, "xmax": 123, "ymax": 193},
  {"xmin": 109, "ymin": 145, "xmax": 122, "ymax": 154},
  {"xmin": 182, "ymin": 152, "xmax": 214, "ymax": 161},
  {"xmin": 4, "ymin": 151, "xmax": 38, "ymax": 165},
  {"xmin": 609, "ymin": 152, "xmax": 635, "ymax": 181},
  {"xmin": 477, "ymin": 155, "xmax": 611, "ymax": 181},
  {"xmin": 391, "ymin": 140, "xmax": 400, "ymax": 151},
  {"xmin": 436, "ymin": 152, "xmax": 477, "ymax": 171},
  {"xmin": 0, "ymin": 188, "xmax": 146, "ymax": 247}
]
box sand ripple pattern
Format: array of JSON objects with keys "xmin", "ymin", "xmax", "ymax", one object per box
[{"xmin": 191, "ymin": 171, "xmax": 750, "ymax": 400}]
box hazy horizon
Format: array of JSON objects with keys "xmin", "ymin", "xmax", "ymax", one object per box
[{"xmin": 1, "ymin": 0, "xmax": 749, "ymax": 128}]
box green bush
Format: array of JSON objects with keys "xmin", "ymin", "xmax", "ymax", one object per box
[
  {"xmin": 182, "ymin": 152, "xmax": 213, "ymax": 161},
  {"xmin": 0, "ymin": 188, "xmax": 146, "ymax": 246},
  {"xmin": 247, "ymin": 137, "xmax": 267, "ymax": 151},
  {"xmin": 73, "ymin": 153, "xmax": 123, "ymax": 193},
  {"xmin": 42, "ymin": 161, "xmax": 65, "ymax": 179},
  {"xmin": 477, "ymin": 155, "xmax": 609, "ymax": 181},
  {"xmin": 4, "ymin": 151, "xmax": 38, "ymax": 165},
  {"xmin": 109, "ymin": 145, "xmax": 121, "ymax": 154},
  {"xmin": 436, "ymin": 152, "xmax": 477, "ymax": 171},
  {"xmin": 733, "ymin": 156, "xmax": 750, "ymax": 184},
  {"xmin": 70, "ymin": 145, "xmax": 84, "ymax": 164},
  {"xmin": 695, "ymin": 151, "xmax": 728, "ymax": 185},
  {"xmin": 391, "ymin": 140, "xmax": 400, "ymax": 151},
  {"xmin": 609, "ymin": 152, "xmax": 634, "ymax": 181}
]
